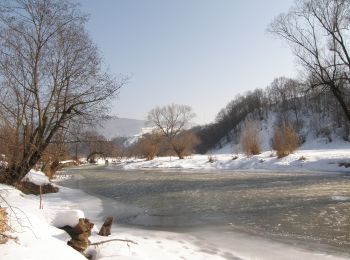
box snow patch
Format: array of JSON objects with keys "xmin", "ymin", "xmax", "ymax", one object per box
[
  {"xmin": 118, "ymin": 148, "xmax": 350, "ymax": 174},
  {"xmin": 22, "ymin": 169, "xmax": 50, "ymax": 185},
  {"xmin": 50, "ymin": 209, "xmax": 85, "ymax": 228},
  {"xmin": 331, "ymin": 196, "xmax": 350, "ymax": 202}
]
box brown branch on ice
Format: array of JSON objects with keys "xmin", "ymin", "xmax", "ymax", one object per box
[{"xmin": 90, "ymin": 238, "xmax": 138, "ymax": 246}]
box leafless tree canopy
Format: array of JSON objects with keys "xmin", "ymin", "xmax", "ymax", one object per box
[
  {"xmin": 268, "ymin": 0, "xmax": 350, "ymax": 122},
  {"xmin": 147, "ymin": 104, "xmax": 195, "ymax": 159},
  {"xmin": 147, "ymin": 104, "xmax": 195, "ymax": 139},
  {"xmin": 0, "ymin": 0, "xmax": 125, "ymax": 183}
]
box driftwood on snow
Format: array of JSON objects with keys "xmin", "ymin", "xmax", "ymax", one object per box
[{"xmin": 90, "ymin": 238, "xmax": 138, "ymax": 246}]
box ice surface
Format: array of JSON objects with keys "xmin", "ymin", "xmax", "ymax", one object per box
[{"xmin": 1, "ymin": 179, "xmax": 348, "ymax": 259}]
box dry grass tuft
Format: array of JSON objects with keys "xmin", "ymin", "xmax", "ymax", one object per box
[
  {"xmin": 240, "ymin": 119, "xmax": 261, "ymax": 156},
  {"xmin": 0, "ymin": 207, "xmax": 9, "ymax": 244},
  {"xmin": 272, "ymin": 123, "xmax": 300, "ymax": 158}
]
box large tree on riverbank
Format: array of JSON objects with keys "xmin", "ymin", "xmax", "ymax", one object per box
[
  {"xmin": 269, "ymin": 0, "xmax": 350, "ymax": 123},
  {"xmin": 0, "ymin": 0, "xmax": 124, "ymax": 183},
  {"xmin": 147, "ymin": 104, "xmax": 195, "ymax": 159}
]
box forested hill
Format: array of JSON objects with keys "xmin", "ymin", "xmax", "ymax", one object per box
[{"xmin": 194, "ymin": 77, "xmax": 350, "ymax": 154}]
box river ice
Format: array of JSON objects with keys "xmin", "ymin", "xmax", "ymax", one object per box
[{"xmin": 57, "ymin": 166, "xmax": 350, "ymax": 259}]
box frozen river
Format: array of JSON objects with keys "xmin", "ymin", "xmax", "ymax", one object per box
[{"xmin": 60, "ymin": 166, "xmax": 350, "ymax": 257}]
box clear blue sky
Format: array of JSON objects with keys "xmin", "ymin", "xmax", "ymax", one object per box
[{"xmin": 80, "ymin": 0, "xmax": 296, "ymax": 124}]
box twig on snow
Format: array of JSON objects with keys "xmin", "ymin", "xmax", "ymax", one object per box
[{"xmin": 90, "ymin": 238, "xmax": 138, "ymax": 246}]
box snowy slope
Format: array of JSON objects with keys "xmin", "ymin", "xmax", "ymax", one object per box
[
  {"xmin": 213, "ymin": 111, "xmax": 350, "ymax": 155},
  {"xmin": 116, "ymin": 111, "xmax": 350, "ymax": 173}
]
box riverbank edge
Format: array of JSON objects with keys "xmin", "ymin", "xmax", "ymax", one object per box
[
  {"xmin": 1, "ymin": 167, "xmax": 350, "ymax": 260},
  {"xmin": 110, "ymin": 150, "xmax": 350, "ymax": 174}
]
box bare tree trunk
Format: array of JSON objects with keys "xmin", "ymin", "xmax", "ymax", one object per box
[{"xmin": 330, "ymin": 87, "xmax": 350, "ymax": 124}]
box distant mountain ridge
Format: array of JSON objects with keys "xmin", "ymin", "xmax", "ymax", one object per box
[{"xmin": 94, "ymin": 117, "xmax": 146, "ymax": 139}]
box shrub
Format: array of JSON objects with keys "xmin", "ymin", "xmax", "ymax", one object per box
[
  {"xmin": 208, "ymin": 155, "xmax": 216, "ymax": 163},
  {"xmin": 135, "ymin": 131, "xmax": 163, "ymax": 160},
  {"xmin": 272, "ymin": 123, "xmax": 300, "ymax": 158},
  {"xmin": 171, "ymin": 131, "xmax": 200, "ymax": 159},
  {"xmin": 240, "ymin": 119, "xmax": 261, "ymax": 156}
]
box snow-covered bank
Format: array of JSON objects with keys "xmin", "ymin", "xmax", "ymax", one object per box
[
  {"xmin": 115, "ymin": 136, "xmax": 350, "ymax": 173},
  {"xmin": 1, "ymin": 171, "xmax": 349, "ymax": 259},
  {"xmin": 118, "ymin": 148, "xmax": 350, "ymax": 173},
  {"xmin": 0, "ymin": 184, "xmax": 86, "ymax": 260},
  {"xmin": 0, "ymin": 182, "xmax": 233, "ymax": 259},
  {"xmin": 113, "ymin": 111, "xmax": 350, "ymax": 173}
]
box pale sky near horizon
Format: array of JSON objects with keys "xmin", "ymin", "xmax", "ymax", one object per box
[{"xmin": 80, "ymin": 0, "xmax": 297, "ymax": 124}]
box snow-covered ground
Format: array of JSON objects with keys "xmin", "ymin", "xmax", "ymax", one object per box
[
  {"xmin": 2, "ymin": 171, "xmax": 235, "ymax": 260},
  {"xmin": 118, "ymin": 144, "xmax": 350, "ymax": 174},
  {"xmin": 1, "ymin": 170, "xmax": 349, "ymax": 259}
]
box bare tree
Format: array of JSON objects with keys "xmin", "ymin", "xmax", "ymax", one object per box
[
  {"xmin": 267, "ymin": 77, "xmax": 305, "ymax": 127},
  {"xmin": 147, "ymin": 104, "xmax": 195, "ymax": 159},
  {"xmin": 269, "ymin": 0, "xmax": 350, "ymax": 123},
  {"xmin": 40, "ymin": 127, "xmax": 70, "ymax": 179},
  {"xmin": 83, "ymin": 131, "xmax": 117, "ymax": 163},
  {"xmin": 0, "ymin": 0, "xmax": 125, "ymax": 184}
]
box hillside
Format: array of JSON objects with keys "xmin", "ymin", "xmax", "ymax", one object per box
[
  {"xmin": 117, "ymin": 111, "xmax": 350, "ymax": 173},
  {"xmin": 209, "ymin": 112, "xmax": 350, "ymax": 154},
  {"xmin": 212, "ymin": 111, "xmax": 350, "ymax": 155},
  {"xmin": 194, "ymin": 78, "xmax": 350, "ymax": 154}
]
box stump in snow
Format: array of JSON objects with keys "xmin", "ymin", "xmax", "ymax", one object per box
[
  {"xmin": 98, "ymin": 216, "xmax": 113, "ymax": 236},
  {"xmin": 62, "ymin": 218, "xmax": 94, "ymax": 253}
]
